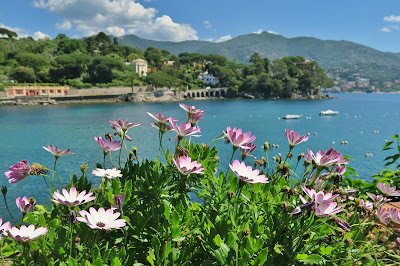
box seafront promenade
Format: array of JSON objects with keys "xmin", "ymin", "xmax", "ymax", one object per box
[{"xmin": 0, "ymin": 86, "xmax": 234, "ymax": 105}]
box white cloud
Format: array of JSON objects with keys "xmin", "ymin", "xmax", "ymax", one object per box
[
  {"xmin": 127, "ymin": 15, "xmax": 198, "ymax": 41},
  {"xmin": 215, "ymin": 35, "xmax": 232, "ymax": 43},
  {"xmin": 32, "ymin": 31, "xmax": 51, "ymax": 40},
  {"xmin": 56, "ymin": 20, "xmax": 72, "ymax": 30},
  {"xmin": 203, "ymin": 38, "xmax": 214, "ymax": 42},
  {"xmin": 384, "ymin": 15, "xmax": 400, "ymax": 22},
  {"xmin": 381, "ymin": 25, "xmax": 399, "ymax": 32},
  {"xmin": 72, "ymin": 34, "xmax": 80, "ymax": 39},
  {"xmin": 204, "ymin": 20, "xmax": 212, "ymax": 29},
  {"xmin": 253, "ymin": 29, "xmax": 263, "ymax": 34},
  {"xmin": 267, "ymin": 30, "xmax": 279, "ymax": 35},
  {"xmin": 33, "ymin": 0, "xmax": 198, "ymax": 41},
  {"xmin": 107, "ymin": 26, "xmax": 125, "ymax": 36}
]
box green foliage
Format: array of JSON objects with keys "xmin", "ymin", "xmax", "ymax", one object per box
[
  {"xmin": 13, "ymin": 66, "xmax": 36, "ymax": 82},
  {"xmin": 3, "ymin": 110, "xmax": 400, "ymax": 265}
]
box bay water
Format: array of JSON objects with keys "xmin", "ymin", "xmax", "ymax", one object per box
[{"xmin": 1, "ymin": 93, "xmax": 399, "ymax": 220}]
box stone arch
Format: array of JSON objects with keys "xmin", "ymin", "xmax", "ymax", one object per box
[
  {"xmin": 210, "ymin": 91, "xmax": 214, "ymax": 97},
  {"xmin": 201, "ymin": 92, "xmax": 205, "ymax": 97},
  {"xmin": 192, "ymin": 92, "xmax": 196, "ymax": 98},
  {"xmin": 206, "ymin": 91, "xmax": 209, "ymax": 97},
  {"xmin": 221, "ymin": 90, "xmax": 226, "ymax": 97},
  {"xmin": 215, "ymin": 90, "xmax": 220, "ymax": 97},
  {"xmin": 197, "ymin": 92, "xmax": 200, "ymax": 97},
  {"xmin": 187, "ymin": 93, "xmax": 191, "ymax": 98}
]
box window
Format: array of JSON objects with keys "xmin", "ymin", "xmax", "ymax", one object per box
[
  {"xmin": 16, "ymin": 90, "xmax": 22, "ymax": 94},
  {"xmin": 42, "ymin": 90, "xmax": 46, "ymax": 93},
  {"xmin": 50, "ymin": 90, "xmax": 54, "ymax": 93},
  {"xmin": 57, "ymin": 90, "xmax": 61, "ymax": 93}
]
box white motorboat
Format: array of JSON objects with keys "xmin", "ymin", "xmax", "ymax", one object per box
[
  {"xmin": 320, "ymin": 110, "xmax": 339, "ymax": 116},
  {"xmin": 282, "ymin": 114, "xmax": 301, "ymax": 119}
]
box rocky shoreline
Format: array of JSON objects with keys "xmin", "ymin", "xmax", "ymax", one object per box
[{"xmin": 0, "ymin": 92, "xmax": 333, "ymax": 106}]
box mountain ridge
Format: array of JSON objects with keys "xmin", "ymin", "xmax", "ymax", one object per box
[{"xmin": 116, "ymin": 32, "xmax": 400, "ymax": 68}]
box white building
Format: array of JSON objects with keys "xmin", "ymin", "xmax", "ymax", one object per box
[
  {"xmin": 198, "ymin": 71, "xmax": 219, "ymax": 86},
  {"xmin": 131, "ymin": 59, "xmax": 148, "ymax": 77}
]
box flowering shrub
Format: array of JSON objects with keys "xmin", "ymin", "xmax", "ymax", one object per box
[{"xmin": 1, "ymin": 104, "xmax": 400, "ymax": 265}]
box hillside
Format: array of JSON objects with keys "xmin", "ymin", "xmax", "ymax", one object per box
[{"xmin": 117, "ymin": 32, "xmax": 400, "ymax": 68}]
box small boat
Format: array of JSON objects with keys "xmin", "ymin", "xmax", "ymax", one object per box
[
  {"xmin": 320, "ymin": 110, "xmax": 339, "ymax": 116},
  {"xmin": 282, "ymin": 114, "xmax": 301, "ymax": 119}
]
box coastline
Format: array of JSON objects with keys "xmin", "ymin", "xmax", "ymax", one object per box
[{"xmin": 0, "ymin": 88, "xmax": 334, "ymax": 106}]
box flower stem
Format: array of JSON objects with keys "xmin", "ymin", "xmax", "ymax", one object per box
[
  {"xmin": 103, "ymin": 152, "xmax": 106, "ymax": 169},
  {"xmin": 42, "ymin": 176, "xmax": 52, "ymax": 195},
  {"xmin": 3, "ymin": 194, "xmax": 17, "ymax": 225},
  {"xmin": 226, "ymin": 148, "xmax": 237, "ymax": 174},
  {"xmin": 69, "ymin": 222, "xmax": 74, "ymax": 257},
  {"xmin": 52, "ymin": 158, "xmax": 63, "ymax": 188},
  {"xmin": 110, "ymin": 152, "xmax": 115, "ymax": 167}
]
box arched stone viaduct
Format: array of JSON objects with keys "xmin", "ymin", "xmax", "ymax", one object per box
[{"xmin": 181, "ymin": 88, "xmax": 231, "ymax": 99}]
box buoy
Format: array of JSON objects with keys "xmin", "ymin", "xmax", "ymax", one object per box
[
  {"xmin": 276, "ymin": 144, "xmax": 279, "ymax": 148},
  {"xmin": 344, "ymin": 141, "xmax": 348, "ymax": 144},
  {"xmin": 332, "ymin": 141, "xmax": 335, "ymax": 145},
  {"xmin": 169, "ymin": 137, "xmax": 172, "ymax": 140},
  {"xmin": 341, "ymin": 141, "xmax": 345, "ymax": 144},
  {"xmin": 314, "ymin": 132, "xmax": 318, "ymax": 135},
  {"xmin": 307, "ymin": 133, "xmax": 310, "ymax": 136}
]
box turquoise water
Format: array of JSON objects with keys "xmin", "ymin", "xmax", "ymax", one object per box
[{"xmin": 1, "ymin": 93, "xmax": 399, "ymax": 220}]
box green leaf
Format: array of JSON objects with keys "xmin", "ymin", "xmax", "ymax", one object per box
[
  {"xmin": 172, "ymin": 236, "xmax": 185, "ymax": 242},
  {"xmin": 296, "ymin": 253, "xmax": 308, "ymax": 260},
  {"xmin": 59, "ymin": 247, "xmax": 66, "ymax": 255},
  {"xmin": 68, "ymin": 257, "xmax": 78, "ymax": 266},
  {"xmin": 111, "ymin": 257, "xmax": 121, "ymax": 266},
  {"xmin": 213, "ymin": 243, "xmax": 229, "ymax": 265},
  {"xmin": 253, "ymin": 238, "xmax": 264, "ymax": 252},
  {"xmin": 254, "ymin": 247, "xmax": 268, "ymax": 265},
  {"xmin": 29, "ymin": 241, "xmax": 39, "ymax": 250},
  {"xmin": 300, "ymin": 254, "xmax": 325, "ymax": 264},
  {"xmin": 171, "ymin": 210, "xmax": 179, "ymax": 227},
  {"xmin": 320, "ymin": 246, "xmax": 333, "ymax": 256},
  {"xmin": 214, "ymin": 234, "xmax": 223, "ymax": 247}
]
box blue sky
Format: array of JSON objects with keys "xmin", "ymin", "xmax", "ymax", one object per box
[{"xmin": 1, "ymin": 0, "xmax": 400, "ymax": 52}]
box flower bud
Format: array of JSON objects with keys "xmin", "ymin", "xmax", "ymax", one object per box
[
  {"xmin": 68, "ymin": 210, "xmax": 78, "ymax": 223},
  {"xmin": 203, "ymin": 144, "xmax": 209, "ymax": 150},
  {"xmin": 131, "ymin": 146, "xmax": 138, "ymax": 156},
  {"xmin": 112, "ymin": 194, "xmax": 126, "ymax": 210},
  {"xmin": 214, "ymin": 156, "xmax": 220, "ymax": 162},
  {"xmin": 1, "ymin": 185, "xmax": 7, "ymax": 196},
  {"xmin": 175, "ymin": 147, "xmax": 190, "ymax": 158},
  {"xmin": 227, "ymin": 190, "xmax": 235, "ymax": 201},
  {"xmin": 263, "ymin": 142, "xmax": 270, "ymax": 151},
  {"xmin": 96, "ymin": 162, "xmax": 102, "ymax": 169},
  {"xmin": 242, "ymin": 228, "xmax": 250, "ymax": 236},
  {"xmin": 80, "ymin": 163, "xmax": 88, "ymax": 174}
]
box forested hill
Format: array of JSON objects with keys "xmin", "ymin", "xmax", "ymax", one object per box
[{"xmin": 117, "ymin": 32, "xmax": 400, "ymax": 68}]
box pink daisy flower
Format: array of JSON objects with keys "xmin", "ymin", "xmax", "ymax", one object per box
[
  {"xmin": 43, "ymin": 144, "xmax": 74, "ymax": 159},
  {"xmin": 285, "ymin": 129, "xmax": 308, "ymax": 149},
  {"xmin": 224, "ymin": 127, "xmax": 256, "ymax": 150},
  {"xmin": 169, "ymin": 118, "xmax": 201, "ymax": 142},
  {"xmin": 5, "ymin": 160, "xmax": 31, "ymax": 183},
  {"xmin": 77, "ymin": 207, "xmax": 126, "ymax": 230},
  {"xmin": 16, "ymin": 196, "xmax": 36, "ymax": 213},
  {"xmin": 94, "ymin": 136, "xmax": 121, "ymax": 153},
  {"xmin": 52, "ymin": 187, "xmax": 95, "ymax": 207},
  {"xmin": 229, "ymin": 160, "xmax": 268, "ymax": 184},
  {"xmin": 376, "ymin": 182, "xmax": 400, "ymax": 197},
  {"xmin": 7, "ymin": 224, "xmax": 48, "ymax": 242},
  {"xmin": 172, "ymin": 156, "xmax": 205, "ymax": 175}
]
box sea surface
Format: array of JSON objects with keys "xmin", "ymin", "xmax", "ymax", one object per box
[{"xmin": 1, "ymin": 93, "xmax": 399, "ymax": 220}]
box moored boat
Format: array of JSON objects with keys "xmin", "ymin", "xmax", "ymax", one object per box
[
  {"xmin": 282, "ymin": 114, "xmax": 301, "ymax": 119},
  {"xmin": 320, "ymin": 110, "xmax": 339, "ymax": 116}
]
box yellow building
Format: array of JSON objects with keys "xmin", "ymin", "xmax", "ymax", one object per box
[{"xmin": 6, "ymin": 86, "xmax": 70, "ymax": 97}]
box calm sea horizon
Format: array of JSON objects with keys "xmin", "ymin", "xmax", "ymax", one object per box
[{"xmin": 0, "ymin": 93, "xmax": 399, "ymax": 220}]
